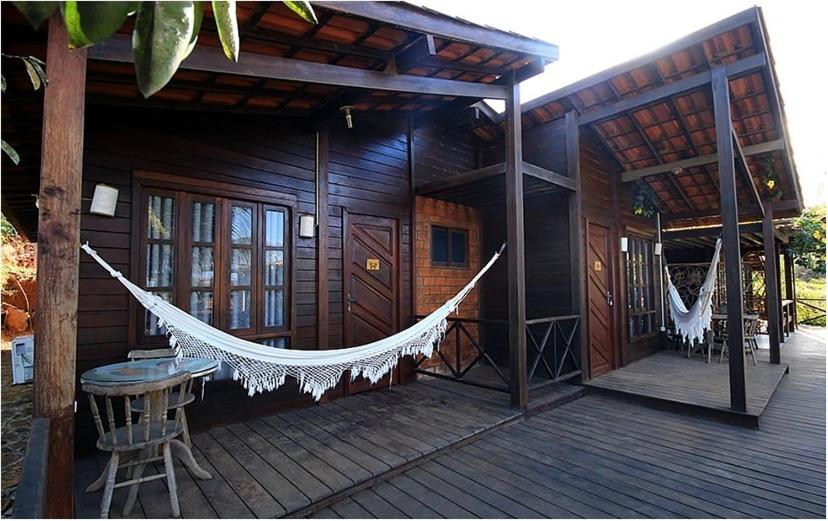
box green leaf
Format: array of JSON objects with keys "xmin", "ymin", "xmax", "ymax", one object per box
[
  {"xmin": 211, "ymin": 0, "xmax": 239, "ymax": 62},
  {"xmin": 12, "ymin": 2, "xmax": 60, "ymax": 29},
  {"xmin": 185, "ymin": 1, "xmax": 204, "ymax": 59},
  {"xmin": 283, "ymin": 1, "xmax": 318, "ymax": 24},
  {"xmin": 132, "ymin": 1, "xmax": 198, "ymax": 98},
  {"xmin": 61, "ymin": 1, "xmax": 138, "ymax": 49},
  {"xmin": 2, "ymin": 140, "xmax": 20, "ymax": 165}
]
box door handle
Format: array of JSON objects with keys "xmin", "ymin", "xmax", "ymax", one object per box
[
  {"xmin": 607, "ymin": 291, "xmax": 614, "ymax": 307},
  {"xmin": 347, "ymin": 293, "xmax": 357, "ymax": 313}
]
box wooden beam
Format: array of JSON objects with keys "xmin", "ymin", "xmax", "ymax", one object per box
[
  {"xmin": 662, "ymin": 222, "xmax": 763, "ymax": 241},
  {"xmin": 578, "ymin": 53, "xmax": 766, "ymax": 125},
  {"xmin": 89, "ymin": 34, "xmax": 509, "ymax": 99},
  {"xmin": 762, "ymin": 201, "xmax": 781, "ymax": 363},
  {"xmin": 522, "ymin": 161, "xmax": 577, "ymax": 191},
  {"xmin": 663, "ymin": 198, "xmax": 797, "ymax": 224},
  {"xmin": 784, "ymin": 249, "xmax": 797, "ymax": 328},
  {"xmin": 712, "ymin": 65, "xmax": 747, "ymax": 413},
  {"xmin": 621, "ymin": 139, "xmax": 784, "ymax": 182},
  {"xmin": 33, "ymin": 16, "xmax": 86, "ymax": 517},
  {"xmin": 314, "ymin": 1, "xmax": 559, "ymax": 60},
  {"xmin": 316, "ymin": 127, "xmax": 330, "ymax": 349},
  {"xmin": 566, "ymin": 111, "xmax": 587, "ymax": 382},
  {"xmin": 394, "ymin": 34, "xmax": 437, "ymax": 72},
  {"xmin": 505, "ymin": 77, "xmax": 528, "ymax": 410},
  {"xmin": 416, "ymin": 162, "xmax": 506, "ymax": 195},
  {"xmin": 732, "ymin": 128, "xmax": 764, "ymax": 217}
]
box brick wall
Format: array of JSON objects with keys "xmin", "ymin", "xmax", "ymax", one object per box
[{"xmin": 415, "ymin": 196, "xmax": 481, "ymax": 370}]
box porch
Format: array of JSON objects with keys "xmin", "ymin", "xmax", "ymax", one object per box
[{"xmin": 71, "ymin": 327, "xmax": 825, "ymax": 518}]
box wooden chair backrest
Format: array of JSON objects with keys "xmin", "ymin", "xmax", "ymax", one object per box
[
  {"xmin": 127, "ymin": 348, "xmax": 176, "ymax": 360},
  {"xmin": 82, "ymin": 372, "xmax": 192, "ymax": 447}
]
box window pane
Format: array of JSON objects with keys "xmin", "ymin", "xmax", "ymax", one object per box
[
  {"xmin": 189, "ymin": 291, "xmax": 213, "ymax": 324},
  {"xmin": 258, "ymin": 337, "xmax": 287, "ymax": 348},
  {"xmin": 146, "ymin": 243, "xmax": 173, "ymax": 287},
  {"xmin": 450, "ymin": 231, "xmax": 467, "ymax": 265},
  {"xmin": 431, "ymin": 227, "xmax": 448, "ymax": 264},
  {"xmin": 148, "ymin": 195, "xmax": 174, "ymax": 240},
  {"xmin": 229, "ymin": 290, "xmax": 251, "ymax": 329},
  {"xmin": 265, "ymin": 209, "xmax": 285, "ymax": 247},
  {"xmin": 230, "ymin": 248, "xmax": 252, "ymax": 286},
  {"xmin": 265, "ymin": 250, "xmax": 284, "ymax": 286},
  {"xmin": 146, "ymin": 291, "xmax": 172, "ymax": 335},
  {"xmin": 265, "ymin": 289, "xmax": 284, "ymax": 327},
  {"xmin": 231, "ymin": 206, "xmax": 253, "ymax": 245},
  {"xmin": 191, "ymin": 247, "xmax": 214, "ymax": 287},
  {"xmin": 192, "ymin": 202, "xmax": 215, "ymax": 243}
]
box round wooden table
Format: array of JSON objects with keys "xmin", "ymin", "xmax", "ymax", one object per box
[{"xmin": 82, "ymin": 357, "xmax": 218, "ymax": 492}]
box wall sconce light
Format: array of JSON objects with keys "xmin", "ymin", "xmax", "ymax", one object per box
[
  {"xmin": 339, "ymin": 105, "xmax": 354, "ymax": 129},
  {"xmin": 620, "ymin": 237, "xmax": 629, "ymax": 253},
  {"xmin": 299, "ymin": 214, "xmax": 316, "ymax": 238},
  {"xmin": 654, "ymin": 242, "xmax": 663, "ymax": 256},
  {"xmin": 90, "ymin": 183, "xmax": 119, "ymax": 217}
]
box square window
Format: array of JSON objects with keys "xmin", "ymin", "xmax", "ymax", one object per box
[{"xmin": 431, "ymin": 225, "xmax": 468, "ymax": 268}]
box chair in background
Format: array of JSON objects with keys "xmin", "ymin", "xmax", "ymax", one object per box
[
  {"xmin": 127, "ymin": 349, "xmax": 196, "ymax": 446},
  {"xmin": 83, "ymin": 372, "xmax": 192, "ymax": 518},
  {"xmin": 718, "ymin": 315, "xmax": 759, "ymax": 366}
]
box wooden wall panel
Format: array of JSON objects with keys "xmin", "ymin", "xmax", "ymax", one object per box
[{"xmin": 75, "ymin": 109, "xmax": 414, "ymax": 449}]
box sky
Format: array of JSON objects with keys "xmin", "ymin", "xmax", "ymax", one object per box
[{"xmin": 419, "ymin": 0, "xmax": 827, "ymax": 208}]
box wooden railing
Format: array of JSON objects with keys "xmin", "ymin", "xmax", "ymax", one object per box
[
  {"xmin": 414, "ymin": 314, "xmax": 582, "ymax": 393},
  {"xmin": 12, "ymin": 418, "xmax": 50, "ymax": 519},
  {"xmin": 797, "ymin": 299, "xmax": 826, "ymax": 326},
  {"xmin": 413, "ymin": 316, "xmax": 511, "ymax": 392},
  {"xmin": 525, "ymin": 315, "xmax": 581, "ymax": 389}
]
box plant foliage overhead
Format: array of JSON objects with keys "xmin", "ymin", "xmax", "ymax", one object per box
[
  {"xmin": 12, "ymin": 1, "xmax": 317, "ymax": 97},
  {"xmin": 788, "ymin": 204, "xmax": 826, "ymax": 276}
]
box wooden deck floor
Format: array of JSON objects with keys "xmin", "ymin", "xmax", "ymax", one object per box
[
  {"xmin": 320, "ymin": 327, "xmax": 825, "ymax": 518},
  {"xmin": 75, "ymin": 328, "xmax": 825, "ymax": 518},
  {"xmin": 584, "ymin": 348, "xmax": 789, "ymax": 425}
]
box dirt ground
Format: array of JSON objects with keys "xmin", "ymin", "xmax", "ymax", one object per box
[{"xmin": 1, "ymin": 331, "xmax": 33, "ymax": 515}]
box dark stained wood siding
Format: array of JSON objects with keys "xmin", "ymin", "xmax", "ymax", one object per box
[
  {"xmin": 75, "ymin": 109, "xmax": 414, "ymax": 449},
  {"xmin": 579, "ymin": 127, "xmax": 661, "ymax": 368},
  {"xmin": 412, "ymin": 124, "xmax": 478, "ymax": 186}
]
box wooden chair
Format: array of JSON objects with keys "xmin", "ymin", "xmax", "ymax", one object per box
[
  {"xmin": 127, "ymin": 349, "xmax": 196, "ymax": 446},
  {"xmin": 83, "ymin": 372, "xmax": 191, "ymax": 518},
  {"xmin": 718, "ymin": 316, "xmax": 759, "ymax": 366}
]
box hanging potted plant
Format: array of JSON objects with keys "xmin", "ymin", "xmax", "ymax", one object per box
[{"xmin": 632, "ymin": 181, "xmax": 659, "ymax": 218}]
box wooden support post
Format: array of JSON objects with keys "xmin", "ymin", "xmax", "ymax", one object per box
[
  {"xmin": 33, "ymin": 15, "xmax": 87, "ymax": 517},
  {"xmin": 784, "ymin": 249, "xmax": 797, "ymax": 328},
  {"xmin": 566, "ymin": 111, "xmax": 587, "ymax": 380},
  {"xmin": 712, "ymin": 66, "xmax": 747, "ymax": 413},
  {"xmin": 775, "ymin": 241, "xmax": 784, "ymax": 340},
  {"xmin": 505, "ymin": 78, "xmax": 527, "ymax": 410},
  {"xmin": 762, "ymin": 201, "xmax": 781, "ymax": 363},
  {"xmin": 316, "ymin": 127, "xmax": 330, "ymax": 349}
]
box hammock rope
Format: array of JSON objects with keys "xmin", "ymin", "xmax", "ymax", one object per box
[
  {"xmin": 665, "ymin": 238, "xmax": 722, "ymax": 344},
  {"xmin": 81, "ymin": 242, "xmax": 504, "ymax": 400}
]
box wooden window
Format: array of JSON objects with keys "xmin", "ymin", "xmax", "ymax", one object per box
[
  {"xmin": 431, "ymin": 225, "xmax": 468, "ymax": 268},
  {"xmin": 135, "ymin": 181, "xmax": 292, "ymax": 348},
  {"xmin": 626, "ymin": 234, "xmax": 657, "ymax": 339}
]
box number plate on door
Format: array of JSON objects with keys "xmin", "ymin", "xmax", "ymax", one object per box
[{"xmin": 366, "ymin": 258, "xmax": 380, "ymax": 271}]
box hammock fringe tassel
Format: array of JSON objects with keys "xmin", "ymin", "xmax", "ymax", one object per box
[{"xmin": 81, "ymin": 242, "xmax": 502, "ymax": 401}]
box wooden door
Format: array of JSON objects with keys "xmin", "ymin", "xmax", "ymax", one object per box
[
  {"xmin": 343, "ymin": 211, "xmax": 400, "ymax": 394},
  {"xmin": 586, "ymin": 221, "xmax": 615, "ymax": 377}
]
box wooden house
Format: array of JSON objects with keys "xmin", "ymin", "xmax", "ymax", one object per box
[{"xmin": 0, "ymin": 2, "xmax": 803, "ymax": 516}]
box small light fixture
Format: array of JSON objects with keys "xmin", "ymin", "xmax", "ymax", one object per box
[
  {"xmin": 671, "ymin": 167, "xmax": 683, "ymax": 176},
  {"xmin": 299, "ymin": 214, "xmax": 316, "ymax": 238},
  {"xmin": 620, "ymin": 237, "xmax": 629, "ymax": 253},
  {"xmin": 90, "ymin": 183, "xmax": 119, "ymax": 217},
  {"xmin": 654, "ymin": 242, "xmax": 663, "ymax": 256},
  {"xmin": 339, "ymin": 105, "xmax": 354, "ymax": 129}
]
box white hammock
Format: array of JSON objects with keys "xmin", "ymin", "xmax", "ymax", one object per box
[
  {"xmin": 665, "ymin": 238, "xmax": 722, "ymax": 344},
  {"xmin": 81, "ymin": 243, "xmax": 503, "ymax": 400}
]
